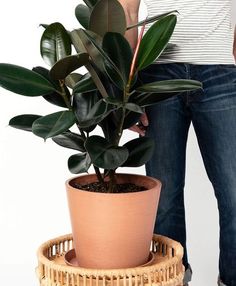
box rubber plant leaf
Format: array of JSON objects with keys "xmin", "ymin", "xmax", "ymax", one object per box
[
  {"xmin": 137, "ymin": 79, "xmax": 202, "ymax": 93},
  {"xmin": 40, "ymin": 24, "xmax": 48, "ymax": 29},
  {"xmin": 85, "ymin": 61, "xmax": 109, "ymax": 98},
  {"xmin": 50, "ymin": 53, "xmax": 89, "ymax": 80},
  {"xmin": 124, "ymin": 103, "xmax": 143, "ymax": 114},
  {"xmin": 75, "ymin": 4, "xmax": 91, "ymax": 29},
  {"xmin": 103, "ymin": 32, "xmax": 133, "ymax": 84},
  {"xmin": 70, "ymin": 30, "xmax": 111, "ymax": 96},
  {"xmin": 32, "ymin": 111, "xmax": 76, "ymax": 140},
  {"xmin": 70, "ymin": 29, "xmax": 89, "ymax": 54},
  {"xmin": 99, "ymin": 114, "xmax": 118, "ymax": 143},
  {"xmin": 137, "ymin": 15, "xmax": 177, "ymax": 70},
  {"xmin": 73, "ymin": 92, "xmax": 114, "ymax": 128},
  {"xmin": 9, "ymin": 114, "xmax": 42, "ymax": 132},
  {"xmin": 89, "ymin": 0, "xmax": 126, "ymax": 37},
  {"xmin": 83, "ymin": 30, "xmax": 125, "ymax": 89},
  {"xmin": 40, "ymin": 22, "xmax": 71, "ymax": 67},
  {"xmin": 52, "ymin": 130, "xmax": 86, "ymax": 152},
  {"xmin": 68, "ymin": 153, "xmax": 91, "ymax": 174},
  {"xmin": 73, "ymin": 74, "xmax": 97, "ymax": 94},
  {"xmin": 33, "ymin": 66, "xmax": 69, "ymax": 108},
  {"xmin": 85, "ymin": 135, "xmax": 129, "ymax": 169},
  {"xmin": 83, "ymin": 0, "xmax": 98, "ymax": 9},
  {"xmin": 127, "ymin": 10, "xmax": 177, "ymax": 30},
  {"xmin": 131, "ymin": 92, "xmax": 178, "ymax": 107},
  {"xmin": 122, "ymin": 137, "xmax": 155, "ymax": 167},
  {"xmin": 71, "ymin": 30, "xmax": 112, "ymax": 97},
  {"xmin": 0, "ymin": 64, "xmax": 56, "ymax": 96},
  {"xmin": 65, "ymin": 73, "xmax": 83, "ymax": 89}
]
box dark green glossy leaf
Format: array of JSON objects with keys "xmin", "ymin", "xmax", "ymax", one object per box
[
  {"xmin": 33, "ymin": 66, "xmax": 69, "ymax": 107},
  {"xmin": 50, "ymin": 53, "xmax": 89, "ymax": 80},
  {"xmin": 89, "ymin": 0, "xmax": 126, "ymax": 37},
  {"xmin": 0, "ymin": 64, "xmax": 56, "ymax": 96},
  {"xmin": 71, "ymin": 29, "xmax": 103, "ymax": 67},
  {"xmin": 85, "ymin": 61, "xmax": 109, "ymax": 98},
  {"xmin": 137, "ymin": 15, "xmax": 177, "ymax": 70},
  {"xmin": 32, "ymin": 111, "xmax": 76, "ymax": 140},
  {"xmin": 123, "ymin": 110, "xmax": 142, "ymax": 129},
  {"xmin": 81, "ymin": 124, "xmax": 97, "ymax": 133},
  {"xmin": 40, "ymin": 22, "xmax": 71, "ymax": 67},
  {"xmin": 83, "ymin": 0, "xmax": 98, "ymax": 9},
  {"xmin": 65, "ymin": 73, "xmax": 83, "ymax": 89},
  {"xmin": 70, "ymin": 29, "xmax": 88, "ymax": 54},
  {"xmin": 69, "ymin": 27, "xmax": 108, "ymax": 96},
  {"xmin": 73, "ymin": 90, "xmax": 98, "ymax": 119},
  {"xmin": 103, "ymin": 32, "xmax": 133, "ymax": 84},
  {"xmin": 123, "ymin": 137, "xmax": 155, "ymax": 167},
  {"xmin": 52, "ymin": 130, "xmax": 85, "ymax": 152},
  {"xmin": 99, "ymin": 114, "xmax": 118, "ymax": 142},
  {"xmin": 127, "ymin": 10, "xmax": 177, "ymax": 30},
  {"xmin": 75, "ymin": 4, "xmax": 91, "ymax": 29},
  {"xmin": 85, "ymin": 135, "xmax": 129, "ymax": 169},
  {"xmin": 103, "ymin": 81, "xmax": 123, "ymax": 101},
  {"xmin": 137, "ymin": 79, "xmax": 202, "ymax": 93},
  {"xmin": 125, "ymin": 103, "xmax": 143, "ymax": 113},
  {"xmin": 68, "ymin": 153, "xmax": 91, "ymax": 174},
  {"xmin": 9, "ymin": 114, "xmax": 42, "ymax": 132},
  {"xmin": 40, "ymin": 23, "xmax": 48, "ymax": 29},
  {"xmin": 83, "ymin": 30, "xmax": 125, "ymax": 89},
  {"xmin": 70, "ymin": 30, "xmax": 110, "ymax": 96},
  {"xmin": 104, "ymin": 108, "xmax": 138, "ymax": 130},
  {"xmin": 73, "ymin": 74, "xmax": 97, "ymax": 94},
  {"xmin": 73, "ymin": 92, "xmax": 114, "ymax": 128},
  {"xmin": 130, "ymin": 91, "xmax": 177, "ymax": 107},
  {"xmin": 32, "ymin": 66, "xmax": 60, "ymax": 89},
  {"xmin": 103, "ymin": 97, "xmax": 122, "ymax": 106}
]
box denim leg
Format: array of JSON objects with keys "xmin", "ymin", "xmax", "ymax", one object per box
[
  {"xmin": 139, "ymin": 64, "xmax": 192, "ymax": 275},
  {"xmin": 190, "ymin": 65, "xmax": 236, "ymax": 286},
  {"xmin": 145, "ymin": 96, "xmax": 191, "ymax": 268}
]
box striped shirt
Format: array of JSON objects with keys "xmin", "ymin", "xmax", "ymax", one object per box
[{"xmin": 143, "ymin": 0, "xmax": 235, "ymax": 64}]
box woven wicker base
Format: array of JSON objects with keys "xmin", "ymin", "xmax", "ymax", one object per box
[{"xmin": 36, "ymin": 234, "xmax": 184, "ymax": 286}]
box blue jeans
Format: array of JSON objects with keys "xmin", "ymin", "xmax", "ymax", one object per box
[{"xmin": 140, "ymin": 63, "xmax": 236, "ymax": 286}]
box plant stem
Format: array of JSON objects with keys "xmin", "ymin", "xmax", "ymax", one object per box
[
  {"xmin": 108, "ymin": 169, "xmax": 117, "ymax": 193},
  {"xmin": 58, "ymin": 80, "xmax": 72, "ymax": 110},
  {"xmin": 114, "ymin": 21, "xmax": 147, "ymax": 147},
  {"xmin": 94, "ymin": 166, "xmax": 104, "ymax": 185},
  {"xmin": 128, "ymin": 20, "xmax": 146, "ymax": 87},
  {"xmin": 115, "ymin": 106, "xmax": 126, "ymax": 145},
  {"xmin": 79, "ymin": 127, "xmax": 86, "ymax": 140}
]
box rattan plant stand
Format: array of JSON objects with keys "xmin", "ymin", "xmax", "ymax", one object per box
[{"xmin": 36, "ymin": 234, "xmax": 184, "ymax": 286}]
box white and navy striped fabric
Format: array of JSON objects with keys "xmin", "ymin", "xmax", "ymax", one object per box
[{"xmin": 143, "ymin": 0, "xmax": 235, "ymax": 64}]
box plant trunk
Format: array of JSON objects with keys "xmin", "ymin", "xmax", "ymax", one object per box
[{"xmin": 108, "ymin": 170, "xmax": 117, "ymax": 193}]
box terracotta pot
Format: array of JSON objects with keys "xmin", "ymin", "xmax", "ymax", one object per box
[{"xmin": 66, "ymin": 173, "xmax": 161, "ymax": 269}]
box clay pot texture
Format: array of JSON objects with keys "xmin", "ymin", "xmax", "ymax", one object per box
[{"xmin": 66, "ymin": 173, "xmax": 161, "ymax": 269}]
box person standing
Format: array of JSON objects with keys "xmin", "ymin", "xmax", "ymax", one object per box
[{"xmin": 119, "ymin": 0, "xmax": 236, "ymax": 285}]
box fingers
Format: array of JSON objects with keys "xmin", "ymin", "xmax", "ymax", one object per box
[
  {"xmin": 140, "ymin": 112, "xmax": 149, "ymax": 127},
  {"xmin": 129, "ymin": 112, "xmax": 149, "ymax": 137},
  {"xmin": 129, "ymin": 124, "xmax": 146, "ymax": 136}
]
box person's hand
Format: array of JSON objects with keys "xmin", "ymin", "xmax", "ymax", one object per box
[{"xmin": 129, "ymin": 113, "xmax": 149, "ymax": 136}]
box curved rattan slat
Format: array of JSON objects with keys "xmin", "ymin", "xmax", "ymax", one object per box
[{"xmin": 36, "ymin": 234, "xmax": 184, "ymax": 286}]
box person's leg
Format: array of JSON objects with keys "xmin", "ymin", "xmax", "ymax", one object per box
[
  {"xmin": 140, "ymin": 64, "xmax": 192, "ymax": 283},
  {"xmin": 190, "ymin": 64, "xmax": 236, "ymax": 286}
]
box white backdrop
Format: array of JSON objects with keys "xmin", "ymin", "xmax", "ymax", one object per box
[{"xmin": 0, "ymin": 1, "xmax": 235, "ymax": 285}]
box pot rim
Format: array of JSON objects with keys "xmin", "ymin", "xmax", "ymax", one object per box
[{"xmin": 65, "ymin": 173, "xmax": 161, "ymax": 195}]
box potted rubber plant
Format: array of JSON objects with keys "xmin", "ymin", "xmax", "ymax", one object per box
[{"xmin": 0, "ymin": 0, "xmax": 201, "ymax": 269}]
